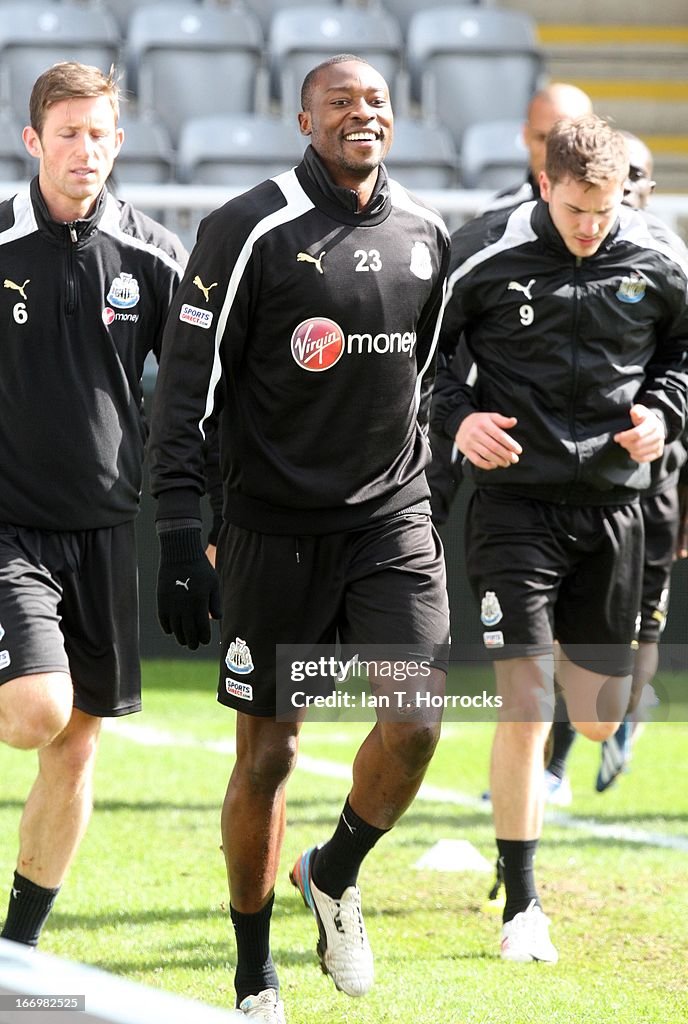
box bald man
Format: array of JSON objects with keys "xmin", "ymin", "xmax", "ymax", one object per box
[{"xmin": 486, "ymin": 82, "xmax": 593, "ymax": 211}]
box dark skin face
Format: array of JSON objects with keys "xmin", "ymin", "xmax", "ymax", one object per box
[
  {"xmin": 622, "ymin": 136, "xmax": 655, "ymax": 211},
  {"xmin": 298, "ymin": 60, "xmax": 393, "ymax": 210}
]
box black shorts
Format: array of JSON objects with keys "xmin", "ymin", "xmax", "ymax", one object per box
[
  {"xmin": 465, "ymin": 489, "xmax": 644, "ymax": 677},
  {"xmin": 216, "ymin": 514, "xmax": 450, "ymax": 717},
  {"xmin": 638, "ymin": 487, "xmax": 679, "ymax": 643},
  {"xmin": 0, "ymin": 522, "xmax": 141, "ymax": 717}
]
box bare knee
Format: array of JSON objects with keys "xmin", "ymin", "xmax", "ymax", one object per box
[
  {"xmin": 494, "ymin": 657, "xmax": 555, "ymax": 723},
  {"xmin": 0, "ymin": 673, "xmax": 73, "ymax": 750},
  {"xmin": 235, "ymin": 723, "xmax": 300, "ymax": 796},
  {"xmin": 572, "ymin": 720, "xmax": 619, "ymax": 743},
  {"xmin": 496, "ymin": 718, "xmax": 551, "ymax": 745},
  {"xmin": 42, "ymin": 710, "xmax": 102, "ymax": 785},
  {"xmin": 380, "ymin": 719, "xmax": 442, "ymax": 776}
]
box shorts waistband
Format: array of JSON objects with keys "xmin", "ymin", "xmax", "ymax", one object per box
[{"xmin": 481, "ymin": 483, "xmax": 640, "ymax": 507}]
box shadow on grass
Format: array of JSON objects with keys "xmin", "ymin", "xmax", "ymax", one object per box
[
  {"xmin": 49, "ymin": 906, "xmax": 221, "ymax": 931},
  {"xmin": 285, "ymin": 794, "xmax": 490, "ymax": 826},
  {"xmin": 97, "ymin": 943, "xmax": 495, "ymax": 978},
  {"xmin": 287, "ymin": 791, "xmax": 688, "ymax": 828},
  {"xmin": 93, "ymin": 945, "xmax": 318, "ymax": 975},
  {"xmin": 93, "ymin": 799, "xmax": 219, "ymax": 813}
]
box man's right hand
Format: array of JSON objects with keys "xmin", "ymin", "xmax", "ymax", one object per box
[
  {"xmin": 157, "ymin": 527, "xmax": 221, "ymax": 650},
  {"xmin": 456, "ymin": 412, "xmax": 522, "ymax": 470}
]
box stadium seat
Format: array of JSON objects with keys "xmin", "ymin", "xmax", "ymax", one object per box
[
  {"xmin": 102, "ymin": 0, "xmax": 198, "ymax": 37},
  {"xmin": 0, "ymin": 2, "xmax": 121, "ymax": 122},
  {"xmin": 105, "ymin": 112, "xmax": 176, "ymax": 225},
  {"xmin": 0, "ymin": 109, "xmax": 30, "ymax": 182},
  {"xmin": 222, "ymin": 0, "xmax": 341, "ymax": 38},
  {"xmin": 113, "ymin": 112, "xmax": 175, "ymax": 184},
  {"xmin": 268, "ymin": 4, "xmax": 404, "ymax": 118},
  {"xmin": 384, "ymin": 116, "xmax": 459, "ymax": 190},
  {"xmin": 406, "ymin": 6, "xmax": 544, "ymax": 147},
  {"xmin": 376, "ymin": 0, "xmax": 480, "ymax": 39},
  {"xmin": 126, "ymin": 3, "xmax": 265, "ymax": 143},
  {"xmin": 460, "ymin": 117, "xmax": 528, "ymax": 190},
  {"xmin": 176, "ymin": 112, "xmax": 304, "ymax": 185}
]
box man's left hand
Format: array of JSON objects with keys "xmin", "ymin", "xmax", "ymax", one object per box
[{"xmin": 613, "ymin": 404, "xmax": 665, "ymax": 463}]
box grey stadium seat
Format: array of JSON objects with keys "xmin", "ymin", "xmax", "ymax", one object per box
[
  {"xmin": 268, "ymin": 4, "xmax": 404, "ymax": 118},
  {"xmin": 377, "ymin": 0, "xmax": 481, "ymax": 39},
  {"xmin": 406, "ymin": 6, "xmax": 544, "ymax": 147},
  {"xmin": 0, "ymin": 109, "xmax": 31, "ymax": 182},
  {"xmin": 176, "ymin": 112, "xmax": 304, "ymax": 185},
  {"xmin": 460, "ymin": 118, "xmax": 528, "ymax": 190},
  {"xmin": 113, "ymin": 112, "xmax": 175, "ymax": 184},
  {"xmin": 384, "ymin": 116, "xmax": 459, "ymax": 190},
  {"xmin": 0, "ymin": 2, "xmax": 121, "ymax": 122},
  {"xmin": 107, "ymin": 113, "xmax": 176, "ymax": 224},
  {"xmin": 231, "ymin": 0, "xmax": 341, "ymax": 38},
  {"xmin": 126, "ymin": 3, "xmax": 265, "ymax": 143},
  {"xmin": 105, "ymin": 0, "xmax": 198, "ymax": 37}
]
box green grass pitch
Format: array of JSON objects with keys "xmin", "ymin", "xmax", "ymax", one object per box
[{"xmin": 0, "ymin": 660, "xmax": 686, "ymax": 1024}]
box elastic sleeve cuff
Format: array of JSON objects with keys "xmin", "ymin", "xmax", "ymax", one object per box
[
  {"xmin": 156, "ymin": 518, "xmax": 203, "ymax": 535},
  {"xmin": 158, "ymin": 526, "xmax": 205, "ymax": 564},
  {"xmin": 154, "ymin": 486, "xmax": 203, "ymax": 522}
]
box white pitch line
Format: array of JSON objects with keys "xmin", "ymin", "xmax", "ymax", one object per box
[{"xmin": 103, "ymin": 720, "xmax": 688, "ymax": 852}]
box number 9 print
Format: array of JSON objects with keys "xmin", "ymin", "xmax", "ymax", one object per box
[{"xmin": 519, "ymin": 303, "xmax": 534, "ymax": 326}]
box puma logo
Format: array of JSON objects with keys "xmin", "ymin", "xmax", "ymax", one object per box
[
  {"xmin": 175, "ymin": 578, "xmax": 190, "ymax": 590},
  {"xmin": 341, "ymin": 811, "xmax": 356, "ymax": 834},
  {"xmin": 296, "ymin": 251, "xmax": 326, "ymax": 274},
  {"xmin": 193, "ymin": 276, "xmax": 218, "ymax": 302},
  {"xmin": 4, "ymin": 278, "xmax": 29, "ymax": 300},
  {"xmin": 507, "ymin": 279, "xmax": 536, "ymax": 301}
]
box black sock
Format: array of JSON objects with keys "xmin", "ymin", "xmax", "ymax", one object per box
[
  {"xmin": 548, "ymin": 691, "xmax": 577, "ymax": 780},
  {"xmin": 311, "ymin": 797, "xmax": 389, "ymax": 899},
  {"xmin": 230, "ymin": 895, "xmax": 279, "ymax": 1007},
  {"xmin": 496, "ymin": 838, "xmax": 540, "ymax": 924},
  {"xmin": 0, "ymin": 871, "xmax": 60, "ymax": 947}
]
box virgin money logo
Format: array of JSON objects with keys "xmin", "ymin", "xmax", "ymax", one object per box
[
  {"xmin": 102, "ymin": 307, "xmax": 115, "ymax": 326},
  {"xmin": 291, "ymin": 317, "xmax": 344, "ymax": 372}
]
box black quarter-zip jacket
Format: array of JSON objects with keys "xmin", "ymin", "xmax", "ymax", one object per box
[
  {"xmin": 432, "ymin": 198, "xmax": 688, "ymax": 503},
  {"xmin": 149, "ymin": 147, "xmax": 451, "ymax": 534},
  {"xmin": 0, "ymin": 178, "xmax": 187, "ymax": 530}
]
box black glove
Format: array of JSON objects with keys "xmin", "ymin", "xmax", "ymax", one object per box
[{"xmin": 157, "ymin": 527, "xmax": 221, "ymax": 650}]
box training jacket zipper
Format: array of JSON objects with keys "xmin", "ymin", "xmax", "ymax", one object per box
[
  {"xmin": 567, "ymin": 256, "xmax": 583, "ymax": 492},
  {"xmin": 65, "ymin": 222, "xmax": 78, "ymax": 315}
]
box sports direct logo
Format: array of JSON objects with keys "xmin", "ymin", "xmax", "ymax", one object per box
[
  {"xmin": 291, "ymin": 317, "xmax": 344, "ymax": 372},
  {"xmin": 179, "ymin": 303, "xmax": 213, "ymax": 330}
]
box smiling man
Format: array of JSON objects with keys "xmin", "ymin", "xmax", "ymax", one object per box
[
  {"xmin": 432, "ymin": 115, "xmax": 688, "ymax": 964},
  {"xmin": 148, "ymin": 55, "xmax": 450, "ymax": 1022}
]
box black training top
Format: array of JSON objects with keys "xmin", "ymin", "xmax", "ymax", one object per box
[
  {"xmin": 149, "ymin": 146, "xmax": 451, "ymax": 534},
  {"xmin": 0, "ymin": 178, "xmax": 186, "ymax": 531}
]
